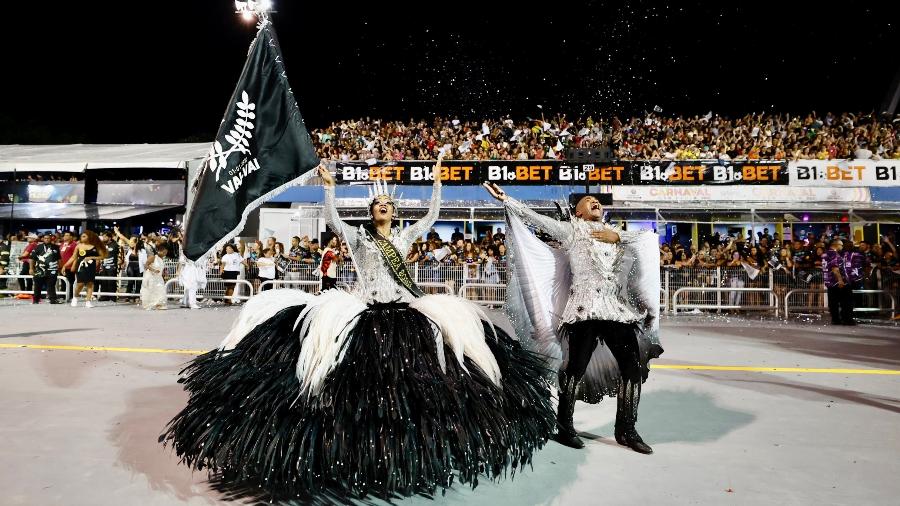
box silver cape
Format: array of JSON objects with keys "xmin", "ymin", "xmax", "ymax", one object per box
[{"xmin": 503, "ymin": 197, "xmax": 662, "ymax": 400}]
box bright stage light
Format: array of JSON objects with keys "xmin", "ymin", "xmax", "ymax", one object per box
[{"xmin": 235, "ymin": 0, "xmax": 272, "ymax": 21}]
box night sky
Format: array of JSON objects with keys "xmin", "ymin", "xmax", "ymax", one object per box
[{"xmin": 1, "ymin": 0, "xmax": 895, "ymax": 144}]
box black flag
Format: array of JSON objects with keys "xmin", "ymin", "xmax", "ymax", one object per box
[{"xmin": 184, "ymin": 21, "xmax": 318, "ymax": 261}]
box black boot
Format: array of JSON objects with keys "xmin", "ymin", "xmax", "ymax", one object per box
[
  {"xmin": 552, "ymin": 371, "xmax": 585, "ymax": 449},
  {"xmin": 614, "ymin": 379, "xmax": 653, "ymax": 454}
]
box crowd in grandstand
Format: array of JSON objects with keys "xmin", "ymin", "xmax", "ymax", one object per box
[{"xmin": 312, "ymin": 112, "xmax": 900, "ymax": 162}]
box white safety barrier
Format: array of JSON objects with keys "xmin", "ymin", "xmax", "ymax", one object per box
[
  {"xmin": 672, "ymin": 287, "xmax": 779, "ymax": 315},
  {"xmin": 257, "ymin": 279, "xmax": 321, "ymax": 293},
  {"xmin": 0, "ymin": 274, "xmax": 70, "ymax": 298},
  {"xmin": 7, "ymin": 258, "xmax": 897, "ymax": 321},
  {"xmin": 458, "ymin": 283, "xmax": 505, "ymax": 306},
  {"xmin": 418, "ymin": 282, "xmax": 453, "ymax": 295},
  {"xmin": 783, "ymin": 289, "xmax": 896, "ymax": 319},
  {"xmin": 91, "ymin": 276, "xmax": 145, "ymax": 299},
  {"xmin": 165, "ymin": 278, "xmax": 256, "ymax": 302}
]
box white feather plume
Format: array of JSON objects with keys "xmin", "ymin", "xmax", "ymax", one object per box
[
  {"xmin": 219, "ymin": 288, "xmax": 314, "ymax": 351},
  {"xmin": 367, "ymin": 178, "xmax": 398, "ymax": 201},
  {"xmin": 294, "ymin": 289, "xmax": 368, "ymax": 398},
  {"xmin": 410, "ymin": 294, "xmax": 502, "ymax": 386}
]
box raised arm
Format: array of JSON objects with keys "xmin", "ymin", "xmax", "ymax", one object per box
[
  {"xmin": 319, "ymin": 163, "xmax": 359, "ymax": 246},
  {"xmin": 493, "ymin": 188, "xmax": 573, "ymax": 244},
  {"xmin": 399, "ymin": 159, "xmax": 443, "ymax": 245}
]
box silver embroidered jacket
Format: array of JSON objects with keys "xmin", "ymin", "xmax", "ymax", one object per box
[
  {"xmin": 504, "ymin": 197, "xmax": 644, "ymax": 326},
  {"xmin": 323, "ymin": 181, "xmax": 441, "ymax": 304}
]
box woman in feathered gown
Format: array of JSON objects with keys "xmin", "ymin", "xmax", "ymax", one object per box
[{"xmin": 160, "ymin": 160, "xmax": 555, "ymax": 499}]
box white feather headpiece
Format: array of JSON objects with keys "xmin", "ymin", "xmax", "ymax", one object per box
[
  {"xmin": 367, "ymin": 179, "xmax": 403, "ymax": 218},
  {"xmin": 367, "ymin": 178, "xmax": 399, "ymax": 202}
]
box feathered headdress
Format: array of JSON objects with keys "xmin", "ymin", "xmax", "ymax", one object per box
[{"xmin": 367, "ymin": 179, "xmax": 402, "ymax": 219}]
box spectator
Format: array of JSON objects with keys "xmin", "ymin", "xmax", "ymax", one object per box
[
  {"xmin": 273, "ymin": 242, "xmax": 289, "ymax": 281},
  {"xmin": 116, "ymin": 228, "xmax": 147, "ymax": 301},
  {"xmin": 17, "ymin": 233, "xmax": 38, "ymax": 293},
  {"xmin": 97, "ymin": 231, "xmax": 120, "ymax": 301},
  {"xmin": 426, "ymin": 227, "xmax": 441, "ymax": 242},
  {"xmin": 822, "ymin": 239, "xmax": 850, "ymax": 325},
  {"xmin": 64, "ymin": 231, "xmax": 106, "ymax": 308},
  {"xmin": 256, "ymin": 248, "xmax": 276, "ymax": 291},
  {"xmin": 58, "ymin": 231, "xmax": 77, "ymax": 301},
  {"xmin": 220, "ymin": 244, "xmax": 243, "ymax": 305},
  {"xmin": 319, "ymin": 236, "xmax": 341, "ymax": 291},
  {"xmin": 244, "ymin": 240, "xmax": 262, "ymax": 292},
  {"xmin": 286, "ymin": 236, "xmax": 304, "ymax": 279},
  {"xmin": 406, "ymin": 243, "xmax": 422, "ymax": 263},
  {"xmin": 297, "ymin": 236, "xmax": 315, "ymax": 265},
  {"xmin": 308, "ymin": 239, "xmax": 322, "ymax": 264},
  {"xmin": 842, "ymin": 240, "xmax": 868, "ymax": 326},
  {"xmin": 483, "ymin": 247, "xmax": 500, "ymax": 284},
  {"xmin": 0, "ymin": 235, "xmax": 10, "ymax": 293},
  {"xmin": 450, "ymin": 227, "xmax": 464, "ymax": 243},
  {"xmin": 29, "ymin": 233, "xmax": 61, "ymax": 304},
  {"xmin": 726, "ymin": 251, "xmax": 745, "ymax": 307}
]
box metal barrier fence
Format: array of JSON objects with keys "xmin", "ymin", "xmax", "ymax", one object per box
[
  {"xmin": 0, "ymin": 274, "xmax": 70, "ymax": 298},
  {"xmin": 783, "ymin": 289, "xmax": 896, "ymax": 319},
  {"xmin": 458, "ymin": 283, "xmax": 506, "ymax": 306},
  {"xmin": 673, "ymin": 287, "xmax": 779, "ymax": 315},
  {"xmin": 165, "ymin": 278, "xmax": 255, "ymax": 302},
  {"xmin": 3, "ymin": 257, "xmax": 898, "ymax": 321}
]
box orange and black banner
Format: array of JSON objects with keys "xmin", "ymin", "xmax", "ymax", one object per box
[{"xmin": 333, "ymin": 160, "xmax": 789, "ymax": 185}]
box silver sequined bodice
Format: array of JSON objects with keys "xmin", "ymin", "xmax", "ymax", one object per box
[
  {"xmin": 324, "ymin": 184, "xmax": 441, "ymax": 304},
  {"xmin": 505, "ymin": 197, "xmax": 644, "ymax": 326}
]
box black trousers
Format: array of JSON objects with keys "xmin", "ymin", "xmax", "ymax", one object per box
[
  {"xmin": 125, "ymin": 263, "xmax": 142, "ymax": 296},
  {"xmin": 827, "ymin": 285, "xmax": 854, "ymax": 324},
  {"xmin": 18, "ymin": 263, "xmax": 32, "ymax": 292},
  {"xmin": 64, "ymin": 271, "xmax": 76, "ymax": 300},
  {"xmin": 321, "ymin": 275, "xmax": 337, "ymax": 291},
  {"xmin": 33, "ymin": 274, "xmax": 58, "ymax": 302},
  {"xmin": 98, "ymin": 268, "xmax": 118, "ymax": 299},
  {"xmin": 564, "ymin": 320, "xmax": 643, "ymax": 383}
]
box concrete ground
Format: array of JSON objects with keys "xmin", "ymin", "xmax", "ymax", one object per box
[{"xmin": 0, "ymin": 301, "xmax": 898, "ymax": 506}]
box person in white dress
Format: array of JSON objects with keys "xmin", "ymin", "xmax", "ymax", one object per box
[
  {"xmin": 178, "ymin": 254, "xmax": 207, "ymax": 309},
  {"xmin": 140, "ymin": 243, "xmax": 168, "ymax": 310}
]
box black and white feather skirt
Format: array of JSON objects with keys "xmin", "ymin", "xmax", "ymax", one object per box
[{"xmin": 160, "ymin": 289, "xmax": 555, "ymax": 499}]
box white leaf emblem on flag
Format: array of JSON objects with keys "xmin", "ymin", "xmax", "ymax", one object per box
[{"xmin": 205, "ymin": 90, "xmax": 257, "ymax": 181}]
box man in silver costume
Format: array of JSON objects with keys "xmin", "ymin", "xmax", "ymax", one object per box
[{"xmin": 484, "ymin": 183, "xmax": 662, "ymax": 454}]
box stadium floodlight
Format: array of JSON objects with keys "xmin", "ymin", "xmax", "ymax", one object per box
[{"xmin": 235, "ymin": 0, "xmax": 272, "ymax": 21}]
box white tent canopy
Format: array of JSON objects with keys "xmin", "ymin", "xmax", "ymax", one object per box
[{"xmin": 0, "ymin": 143, "xmax": 210, "ymax": 172}]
